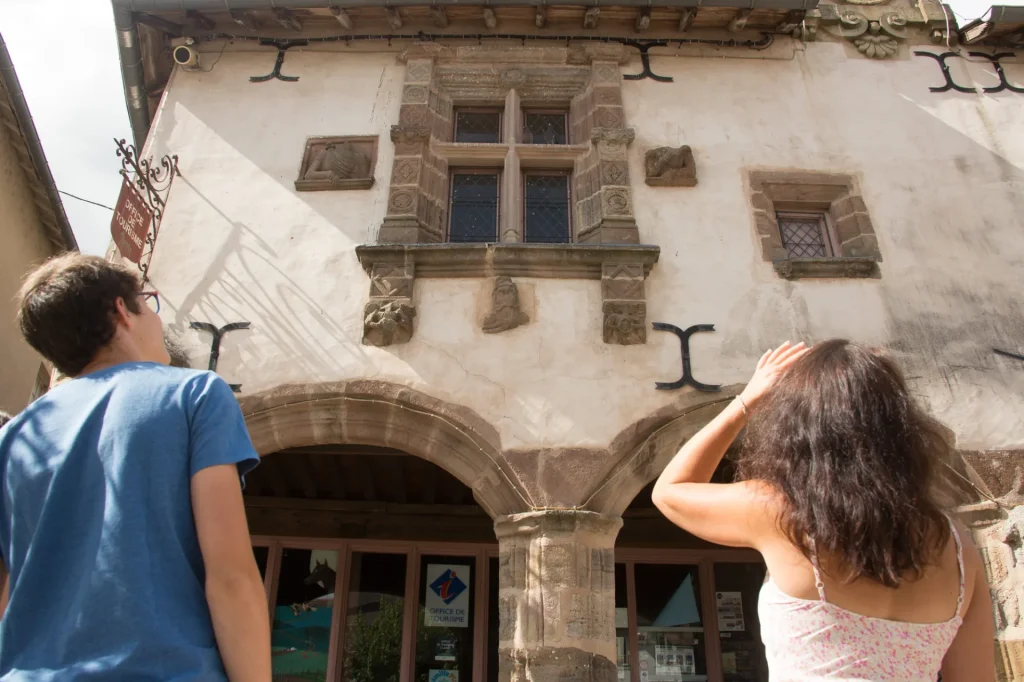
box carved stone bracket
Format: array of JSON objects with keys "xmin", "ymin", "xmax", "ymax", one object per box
[
  {"xmin": 357, "ymin": 243, "xmax": 659, "ymax": 345},
  {"xmin": 645, "ymin": 145, "xmax": 697, "ymax": 187},
  {"xmin": 821, "ymin": 7, "xmax": 909, "ymax": 58},
  {"xmin": 363, "ymin": 263, "xmax": 416, "ymax": 346}
]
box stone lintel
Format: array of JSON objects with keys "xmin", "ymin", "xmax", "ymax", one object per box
[
  {"xmin": 356, "ymin": 243, "xmax": 659, "ymax": 280},
  {"xmin": 773, "ymin": 257, "xmax": 881, "ymax": 279}
]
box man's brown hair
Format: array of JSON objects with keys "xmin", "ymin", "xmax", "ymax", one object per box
[{"xmin": 17, "ymin": 254, "xmax": 143, "ymax": 377}]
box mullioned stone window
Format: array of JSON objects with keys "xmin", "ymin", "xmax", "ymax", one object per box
[
  {"xmin": 357, "ymin": 43, "xmax": 661, "ymax": 347},
  {"xmin": 748, "ymin": 170, "xmax": 882, "ymax": 279}
]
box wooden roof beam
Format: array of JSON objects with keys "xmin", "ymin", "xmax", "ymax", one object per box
[
  {"xmin": 535, "ymin": 5, "xmax": 548, "ymax": 27},
  {"xmin": 273, "ymin": 7, "xmax": 303, "ymax": 31},
  {"xmin": 635, "ymin": 7, "xmax": 651, "ymax": 32},
  {"xmin": 186, "ymin": 10, "xmax": 215, "ymax": 31},
  {"xmin": 728, "ymin": 8, "xmax": 752, "ymax": 31},
  {"xmin": 386, "ymin": 7, "xmax": 404, "ymax": 29},
  {"xmin": 330, "ymin": 5, "xmax": 354, "ymax": 29},
  {"xmin": 431, "ymin": 6, "xmax": 449, "ymax": 27},
  {"xmin": 583, "ymin": 6, "xmax": 600, "ymax": 29},
  {"xmin": 483, "ymin": 7, "xmax": 498, "ymax": 29},
  {"xmin": 678, "ymin": 8, "xmax": 696, "ymax": 31},
  {"xmin": 230, "ymin": 10, "xmax": 260, "ymax": 31}
]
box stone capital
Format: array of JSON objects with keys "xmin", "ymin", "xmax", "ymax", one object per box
[{"xmin": 590, "ymin": 127, "xmax": 636, "ymax": 145}]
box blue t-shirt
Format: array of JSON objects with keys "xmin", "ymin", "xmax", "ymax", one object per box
[{"xmin": 0, "ymin": 363, "xmax": 260, "ymax": 681}]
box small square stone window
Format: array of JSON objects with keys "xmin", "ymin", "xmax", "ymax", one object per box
[
  {"xmin": 749, "ymin": 170, "xmax": 882, "ymax": 279},
  {"xmin": 454, "ymin": 109, "xmax": 503, "ymax": 144},
  {"xmin": 777, "ymin": 211, "xmax": 838, "ymax": 259},
  {"xmin": 449, "ymin": 171, "xmax": 500, "ymax": 242},
  {"xmin": 523, "ymin": 172, "xmax": 571, "ymax": 244},
  {"xmin": 522, "ymin": 110, "xmax": 568, "ymax": 145}
]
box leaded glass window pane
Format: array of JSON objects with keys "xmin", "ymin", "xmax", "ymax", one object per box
[
  {"xmin": 524, "ymin": 174, "xmax": 570, "ymax": 244},
  {"xmin": 450, "ymin": 173, "xmax": 499, "ymax": 242},
  {"xmin": 778, "ymin": 212, "xmax": 832, "ymax": 258},
  {"xmin": 454, "ymin": 111, "xmax": 502, "ymax": 143},
  {"xmin": 523, "ymin": 113, "xmax": 567, "ymax": 145}
]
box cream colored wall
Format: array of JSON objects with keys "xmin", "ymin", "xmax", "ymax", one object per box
[
  {"xmin": 0, "ymin": 121, "xmax": 54, "ymax": 413},
  {"xmin": 144, "ymin": 41, "xmax": 1024, "ymax": 452}
]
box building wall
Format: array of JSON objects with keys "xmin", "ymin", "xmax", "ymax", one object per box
[
  {"xmin": 0, "ymin": 120, "xmax": 55, "ymax": 413},
  {"xmin": 144, "ymin": 39, "xmax": 1024, "ymax": 453}
]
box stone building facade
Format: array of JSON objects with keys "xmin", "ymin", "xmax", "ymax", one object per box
[
  {"xmin": 0, "ymin": 33, "xmax": 76, "ymax": 414},
  {"xmin": 109, "ymin": 0, "xmax": 1024, "ymax": 679}
]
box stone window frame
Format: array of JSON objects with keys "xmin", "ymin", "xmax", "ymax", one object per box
[
  {"xmin": 358, "ymin": 44, "xmax": 661, "ymax": 347},
  {"xmin": 749, "ymin": 170, "xmax": 882, "ymax": 279}
]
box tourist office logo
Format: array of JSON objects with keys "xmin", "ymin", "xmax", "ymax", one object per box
[{"xmin": 425, "ymin": 564, "xmax": 471, "ymax": 627}]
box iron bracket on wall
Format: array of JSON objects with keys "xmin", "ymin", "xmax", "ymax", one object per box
[
  {"xmin": 653, "ymin": 322, "xmax": 722, "ymax": 392},
  {"xmin": 621, "ymin": 40, "xmax": 674, "ymax": 82},
  {"xmin": 250, "ymin": 40, "xmax": 307, "ymax": 82},
  {"xmin": 914, "ymin": 50, "xmax": 1023, "ymax": 94},
  {"xmin": 114, "ymin": 138, "xmax": 180, "ymax": 283},
  {"xmin": 995, "ymin": 348, "xmax": 1024, "ymax": 362},
  {"xmin": 189, "ymin": 321, "xmax": 251, "ymax": 392}
]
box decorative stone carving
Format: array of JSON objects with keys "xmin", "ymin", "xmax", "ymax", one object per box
[
  {"xmin": 295, "ymin": 136, "xmax": 377, "ymax": 191},
  {"xmin": 482, "ymin": 276, "xmax": 529, "ymax": 333},
  {"xmin": 644, "ymin": 146, "xmax": 697, "ymax": 187},
  {"xmin": 603, "ymin": 301, "xmax": 646, "ymax": 345},
  {"xmin": 822, "ymin": 10, "xmax": 908, "ymax": 59},
  {"xmin": 363, "ymin": 299, "xmax": 416, "ymax": 346},
  {"xmin": 773, "ymin": 257, "xmax": 880, "ymax": 279}
]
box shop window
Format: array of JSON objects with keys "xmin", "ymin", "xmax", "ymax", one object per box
[
  {"xmin": 522, "ymin": 110, "xmax": 568, "ymax": 145},
  {"xmin": 454, "ymin": 109, "xmax": 503, "ymax": 144},
  {"xmin": 449, "ymin": 171, "xmax": 500, "ymax": 242},
  {"xmin": 342, "ymin": 552, "xmax": 407, "ymax": 682},
  {"xmin": 272, "ymin": 548, "xmax": 339, "ymax": 682},
  {"xmin": 524, "ymin": 173, "xmax": 571, "ymax": 243},
  {"xmin": 634, "ymin": 563, "xmax": 706, "ymax": 681},
  {"xmin": 713, "ymin": 563, "xmax": 769, "ymax": 682}
]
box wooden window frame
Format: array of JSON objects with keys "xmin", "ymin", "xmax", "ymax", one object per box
[
  {"xmin": 453, "ymin": 108, "xmax": 505, "ymax": 144},
  {"xmin": 253, "ymin": 536, "xmax": 495, "ymax": 682},
  {"xmin": 448, "ymin": 168, "xmax": 502, "ymax": 243},
  {"xmin": 522, "ymin": 170, "xmax": 572, "ymax": 244},
  {"xmin": 775, "ymin": 210, "xmax": 841, "ymax": 260},
  {"xmin": 521, "ymin": 108, "xmax": 570, "ymax": 146}
]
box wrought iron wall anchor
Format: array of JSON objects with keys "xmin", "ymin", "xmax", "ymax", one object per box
[
  {"xmin": 914, "ymin": 51, "xmax": 1023, "ymax": 94},
  {"xmin": 250, "ymin": 40, "xmax": 307, "ymax": 83},
  {"xmin": 653, "ymin": 322, "xmax": 722, "ymax": 391},
  {"xmin": 621, "ymin": 41, "xmax": 673, "ymax": 82},
  {"xmin": 995, "ymin": 348, "xmax": 1024, "ymax": 362},
  {"xmin": 189, "ymin": 321, "xmax": 251, "ymax": 392}
]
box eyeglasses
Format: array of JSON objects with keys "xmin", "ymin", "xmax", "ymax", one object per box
[{"xmin": 141, "ymin": 291, "xmax": 161, "ymax": 314}]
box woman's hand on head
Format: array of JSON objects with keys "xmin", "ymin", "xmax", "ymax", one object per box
[{"xmin": 739, "ymin": 341, "xmax": 811, "ymax": 409}]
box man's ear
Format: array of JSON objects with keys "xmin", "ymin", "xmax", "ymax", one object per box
[{"xmin": 112, "ymin": 297, "xmax": 134, "ymax": 329}]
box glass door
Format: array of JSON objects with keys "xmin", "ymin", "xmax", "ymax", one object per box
[{"xmin": 414, "ymin": 554, "xmax": 478, "ymax": 682}]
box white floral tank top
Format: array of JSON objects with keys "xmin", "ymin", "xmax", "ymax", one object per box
[{"xmin": 757, "ymin": 517, "xmax": 964, "ymax": 681}]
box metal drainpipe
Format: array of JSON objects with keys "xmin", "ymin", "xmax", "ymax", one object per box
[
  {"xmin": 113, "ymin": 7, "xmax": 151, "ymax": 150},
  {"xmin": 0, "ymin": 34, "xmax": 77, "ymax": 251}
]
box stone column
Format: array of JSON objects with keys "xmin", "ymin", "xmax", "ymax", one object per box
[{"xmin": 495, "ymin": 510, "xmax": 622, "ymax": 682}]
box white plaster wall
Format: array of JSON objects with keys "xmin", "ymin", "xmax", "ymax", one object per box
[
  {"xmin": 0, "ymin": 122, "xmax": 55, "ymax": 413},
  {"xmin": 144, "ymin": 42, "xmax": 1024, "ymax": 452}
]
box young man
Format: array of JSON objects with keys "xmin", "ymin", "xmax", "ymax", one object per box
[{"xmin": 0, "ymin": 254, "xmax": 271, "ymax": 681}]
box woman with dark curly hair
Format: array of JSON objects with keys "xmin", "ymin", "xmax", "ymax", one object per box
[{"xmin": 652, "ymin": 340, "xmax": 993, "ymax": 682}]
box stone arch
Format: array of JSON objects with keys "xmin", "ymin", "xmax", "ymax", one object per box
[
  {"xmin": 583, "ymin": 386, "xmax": 744, "ymax": 516},
  {"xmin": 238, "ymin": 379, "xmax": 531, "ymax": 519}
]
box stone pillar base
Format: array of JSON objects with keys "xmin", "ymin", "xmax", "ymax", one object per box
[
  {"xmin": 495, "ymin": 510, "xmax": 623, "ymax": 682},
  {"xmin": 996, "ymin": 633, "xmax": 1024, "ymax": 681}
]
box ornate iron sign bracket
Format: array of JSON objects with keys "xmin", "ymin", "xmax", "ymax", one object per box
[
  {"xmin": 114, "ymin": 138, "xmax": 180, "ymax": 282},
  {"xmin": 189, "ymin": 321, "xmax": 251, "ymax": 392},
  {"xmin": 653, "ymin": 322, "xmax": 722, "ymax": 392},
  {"xmin": 250, "ymin": 40, "xmax": 307, "ymax": 82}
]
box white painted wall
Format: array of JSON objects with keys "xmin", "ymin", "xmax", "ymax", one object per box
[{"xmin": 143, "ymin": 40, "xmax": 1024, "ymax": 452}]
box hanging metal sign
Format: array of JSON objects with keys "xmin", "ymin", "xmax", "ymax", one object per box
[
  {"xmin": 113, "ymin": 138, "xmax": 180, "ymax": 282},
  {"xmin": 110, "ymin": 178, "xmax": 152, "ymax": 264}
]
